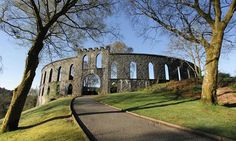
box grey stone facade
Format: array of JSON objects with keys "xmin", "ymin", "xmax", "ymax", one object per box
[{"xmin": 38, "ymin": 46, "xmax": 196, "ymax": 105}]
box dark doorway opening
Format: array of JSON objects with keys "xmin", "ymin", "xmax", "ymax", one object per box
[
  {"xmin": 110, "ymin": 82, "xmax": 117, "ymax": 93},
  {"xmin": 67, "ymin": 84, "xmax": 73, "ymax": 95}
]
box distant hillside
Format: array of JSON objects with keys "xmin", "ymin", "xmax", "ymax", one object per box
[
  {"xmin": 0, "ymin": 87, "xmax": 12, "ymax": 119},
  {"xmin": 0, "ymin": 87, "xmax": 12, "ymax": 95},
  {"xmin": 0, "ymin": 87, "xmax": 37, "ymax": 119}
]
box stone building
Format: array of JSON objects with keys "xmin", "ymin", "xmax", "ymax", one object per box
[{"xmin": 38, "ymin": 46, "xmax": 196, "ymax": 105}]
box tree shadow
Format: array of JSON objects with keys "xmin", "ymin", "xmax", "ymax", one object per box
[
  {"xmin": 124, "ymin": 98, "xmax": 199, "ymax": 112},
  {"xmin": 78, "ymin": 110, "xmax": 123, "ymax": 116},
  {"xmin": 18, "ymin": 114, "xmax": 71, "ymax": 130}
]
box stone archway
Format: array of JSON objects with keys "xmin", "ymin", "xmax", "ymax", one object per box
[{"xmin": 82, "ymin": 74, "xmax": 101, "ymax": 95}]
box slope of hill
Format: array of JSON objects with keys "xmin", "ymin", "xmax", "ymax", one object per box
[
  {"xmin": 97, "ymin": 80, "xmax": 236, "ymax": 140},
  {"xmin": 0, "ymin": 97, "xmax": 87, "ymax": 141}
]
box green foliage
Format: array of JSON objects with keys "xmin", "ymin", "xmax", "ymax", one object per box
[
  {"xmin": 218, "ymin": 72, "xmax": 236, "ymax": 87},
  {"xmin": 231, "ymin": 84, "xmax": 236, "ymax": 90},
  {"xmin": 0, "ymin": 92, "xmax": 38, "ymax": 119},
  {"xmin": 143, "ymin": 80, "xmax": 202, "ymax": 98},
  {"xmin": 0, "ymin": 87, "xmax": 12, "ymax": 118},
  {"xmin": 0, "ymin": 97, "xmax": 87, "ymax": 141},
  {"xmin": 23, "ymin": 95, "xmax": 38, "ymax": 111}
]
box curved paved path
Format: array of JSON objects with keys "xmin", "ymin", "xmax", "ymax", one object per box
[{"xmin": 73, "ymin": 96, "xmax": 215, "ymax": 141}]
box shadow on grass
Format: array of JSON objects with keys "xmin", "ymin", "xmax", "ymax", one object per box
[
  {"xmin": 124, "ymin": 98, "xmax": 199, "ymax": 112},
  {"xmin": 78, "ymin": 110, "xmax": 123, "ymax": 116},
  {"xmin": 18, "ymin": 114, "xmax": 71, "ymax": 130}
]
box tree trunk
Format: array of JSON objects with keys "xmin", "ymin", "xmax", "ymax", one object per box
[
  {"xmin": 201, "ymin": 51, "xmax": 219, "ymax": 104},
  {"xmin": 1, "ymin": 39, "xmax": 44, "ymax": 133},
  {"xmin": 201, "ymin": 29, "xmax": 223, "ymax": 104}
]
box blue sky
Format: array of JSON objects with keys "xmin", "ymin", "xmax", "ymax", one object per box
[{"xmin": 0, "ymin": 13, "xmax": 236, "ymax": 90}]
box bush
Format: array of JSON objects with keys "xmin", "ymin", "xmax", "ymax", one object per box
[
  {"xmin": 218, "ymin": 72, "xmax": 236, "ymax": 87},
  {"xmin": 0, "ymin": 94, "xmax": 38, "ymax": 118},
  {"xmin": 23, "ymin": 95, "xmax": 38, "ymax": 111},
  {"xmin": 0, "ymin": 93, "xmax": 12, "ymax": 119}
]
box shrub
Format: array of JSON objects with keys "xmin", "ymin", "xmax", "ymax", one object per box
[{"xmin": 218, "ymin": 72, "xmax": 236, "ymax": 87}]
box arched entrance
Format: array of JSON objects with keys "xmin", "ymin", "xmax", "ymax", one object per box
[
  {"xmin": 67, "ymin": 84, "xmax": 73, "ymax": 95},
  {"xmin": 83, "ymin": 74, "xmax": 101, "ymax": 95}
]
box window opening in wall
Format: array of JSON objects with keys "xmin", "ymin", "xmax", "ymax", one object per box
[
  {"xmin": 41, "ymin": 87, "xmax": 44, "ymax": 96},
  {"xmin": 57, "ymin": 66, "xmax": 62, "ymax": 81},
  {"xmin": 67, "ymin": 84, "xmax": 73, "ymax": 95},
  {"xmin": 47, "ymin": 87, "xmax": 50, "ymax": 95},
  {"xmin": 69, "ymin": 64, "xmax": 74, "ymax": 80},
  {"xmin": 83, "ymin": 55, "xmax": 89, "ymax": 69},
  {"xmin": 177, "ymin": 66, "xmax": 182, "ymax": 81},
  {"xmin": 49, "ymin": 69, "xmax": 53, "ymax": 82},
  {"xmin": 43, "ymin": 71, "xmax": 47, "ymax": 84},
  {"xmin": 165, "ymin": 64, "xmax": 169, "ymax": 80},
  {"xmin": 130, "ymin": 62, "xmax": 137, "ymax": 79},
  {"xmin": 96, "ymin": 53, "xmax": 102, "ymax": 68},
  {"xmin": 83, "ymin": 74, "xmax": 100, "ymax": 95},
  {"xmin": 111, "ymin": 62, "xmax": 117, "ymax": 79},
  {"xmin": 148, "ymin": 62, "xmax": 155, "ymax": 79},
  {"xmin": 187, "ymin": 69, "xmax": 191, "ymax": 79}
]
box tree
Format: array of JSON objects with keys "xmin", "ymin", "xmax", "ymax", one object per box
[
  {"xmin": 0, "ymin": 0, "xmax": 115, "ymax": 132},
  {"xmin": 168, "ymin": 37, "xmax": 205, "ymax": 80},
  {"xmin": 127, "ymin": 0, "xmax": 236, "ymax": 104},
  {"xmin": 110, "ymin": 41, "xmax": 133, "ymax": 53}
]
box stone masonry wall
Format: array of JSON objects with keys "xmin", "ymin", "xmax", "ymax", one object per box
[{"xmin": 38, "ymin": 47, "xmax": 196, "ymax": 105}]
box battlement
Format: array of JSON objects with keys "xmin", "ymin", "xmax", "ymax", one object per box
[{"xmin": 77, "ymin": 46, "xmax": 110, "ymax": 54}]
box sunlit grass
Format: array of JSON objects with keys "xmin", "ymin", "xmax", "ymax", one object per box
[
  {"xmin": 0, "ymin": 97, "xmax": 87, "ymax": 141},
  {"xmin": 97, "ymin": 83, "xmax": 236, "ymax": 140}
]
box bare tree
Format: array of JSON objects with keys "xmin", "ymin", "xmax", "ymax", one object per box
[
  {"xmin": 127, "ymin": 0, "xmax": 236, "ymax": 104},
  {"xmin": 0, "ymin": 0, "xmax": 115, "ymax": 132},
  {"xmin": 110, "ymin": 41, "xmax": 133, "ymax": 53},
  {"xmin": 168, "ymin": 37, "xmax": 205, "ymax": 80}
]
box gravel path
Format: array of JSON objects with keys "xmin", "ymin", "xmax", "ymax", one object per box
[{"xmin": 73, "ymin": 96, "xmax": 215, "ymax": 141}]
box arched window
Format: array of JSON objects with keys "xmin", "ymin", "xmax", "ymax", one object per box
[
  {"xmin": 96, "ymin": 53, "xmax": 102, "ymax": 68},
  {"xmin": 148, "ymin": 62, "xmax": 155, "ymax": 79},
  {"xmin": 165, "ymin": 64, "xmax": 169, "ymax": 80},
  {"xmin": 177, "ymin": 66, "xmax": 181, "ymax": 81},
  {"xmin": 43, "ymin": 71, "xmax": 47, "ymax": 84},
  {"xmin": 130, "ymin": 62, "xmax": 137, "ymax": 79},
  {"xmin": 49, "ymin": 69, "xmax": 53, "ymax": 82},
  {"xmin": 67, "ymin": 84, "xmax": 73, "ymax": 95},
  {"xmin": 47, "ymin": 87, "xmax": 50, "ymax": 95},
  {"xmin": 57, "ymin": 66, "xmax": 62, "ymax": 81},
  {"xmin": 187, "ymin": 69, "xmax": 191, "ymax": 79},
  {"xmin": 41, "ymin": 87, "xmax": 44, "ymax": 96},
  {"xmin": 69, "ymin": 64, "xmax": 74, "ymax": 80},
  {"xmin": 83, "ymin": 55, "xmax": 89, "ymax": 69},
  {"xmin": 83, "ymin": 74, "xmax": 101, "ymax": 95},
  {"xmin": 111, "ymin": 62, "xmax": 118, "ymax": 79},
  {"xmin": 40, "ymin": 73, "xmax": 43, "ymax": 85}
]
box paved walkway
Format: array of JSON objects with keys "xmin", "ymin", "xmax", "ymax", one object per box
[{"xmin": 73, "ymin": 96, "xmax": 215, "ymax": 141}]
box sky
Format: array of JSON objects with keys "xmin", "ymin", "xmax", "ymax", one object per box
[{"xmin": 0, "ymin": 12, "xmax": 236, "ymax": 90}]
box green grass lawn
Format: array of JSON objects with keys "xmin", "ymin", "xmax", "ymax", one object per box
[
  {"xmin": 97, "ymin": 91, "xmax": 236, "ymax": 140},
  {"xmin": 0, "ymin": 97, "xmax": 87, "ymax": 141}
]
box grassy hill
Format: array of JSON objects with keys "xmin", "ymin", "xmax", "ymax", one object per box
[
  {"xmin": 0, "ymin": 97, "xmax": 87, "ymax": 141},
  {"xmin": 97, "ymin": 80, "xmax": 236, "ymax": 140}
]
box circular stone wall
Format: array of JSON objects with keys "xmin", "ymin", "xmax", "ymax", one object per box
[{"xmin": 38, "ymin": 47, "xmax": 196, "ymax": 105}]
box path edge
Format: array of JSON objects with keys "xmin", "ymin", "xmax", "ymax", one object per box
[
  {"xmin": 99, "ymin": 101, "xmax": 234, "ymax": 141},
  {"xmin": 70, "ymin": 96, "xmax": 97, "ymax": 141}
]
